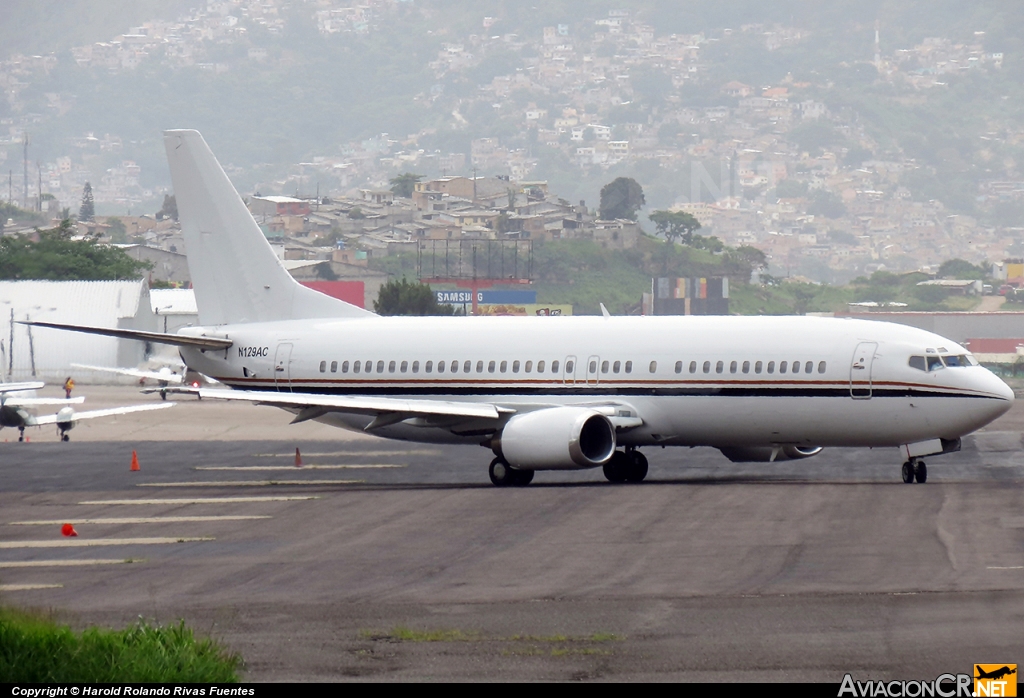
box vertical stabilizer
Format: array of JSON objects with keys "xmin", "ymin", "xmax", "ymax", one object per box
[{"xmin": 164, "ymin": 129, "xmax": 375, "ymax": 325}]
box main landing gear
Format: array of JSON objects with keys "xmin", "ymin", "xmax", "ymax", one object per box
[
  {"xmin": 603, "ymin": 448, "xmax": 648, "ymax": 483},
  {"xmin": 901, "ymin": 459, "xmax": 927, "ymax": 484},
  {"xmin": 489, "ymin": 457, "xmax": 534, "ymax": 487}
]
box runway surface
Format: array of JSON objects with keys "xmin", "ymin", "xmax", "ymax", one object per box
[{"xmin": 1, "ymin": 391, "xmax": 1022, "ymax": 681}]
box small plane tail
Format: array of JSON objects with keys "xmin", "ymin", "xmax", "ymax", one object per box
[{"xmin": 163, "ymin": 130, "xmax": 375, "ymax": 326}]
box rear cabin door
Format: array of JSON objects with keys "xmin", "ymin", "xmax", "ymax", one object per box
[
  {"xmin": 563, "ymin": 355, "xmax": 577, "ymax": 385},
  {"xmin": 849, "ymin": 341, "xmax": 877, "ymax": 399},
  {"xmin": 274, "ymin": 343, "xmax": 293, "ymax": 392}
]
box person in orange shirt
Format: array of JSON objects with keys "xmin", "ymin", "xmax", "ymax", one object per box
[{"xmin": 64, "ymin": 376, "xmax": 75, "ymax": 399}]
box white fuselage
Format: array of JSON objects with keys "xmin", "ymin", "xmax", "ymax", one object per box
[{"xmin": 179, "ymin": 314, "xmax": 1014, "ymax": 450}]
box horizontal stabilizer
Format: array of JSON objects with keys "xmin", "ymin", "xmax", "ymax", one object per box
[
  {"xmin": 4, "ymin": 396, "xmax": 85, "ymax": 407},
  {"xmin": 0, "ymin": 381, "xmax": 45, "ymax": 394},
  {"xmin": 199, "ymin": 388, "xmax": 512, "ymax": 421},
  {"xmin": 72, "ymin": 363, "xmax": 185, "ymax": 384},
  {"xmin": 20, "ymin": 321, "xmax": 233, "ymax": 350}
]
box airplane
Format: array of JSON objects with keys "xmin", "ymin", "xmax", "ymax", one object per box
[
  {"xmin": 23, "ymin": 130, "xmax": 1015, "ymax": 485},
  {"xmin": 69, "ymin": 362, "xmax": 210, "ymax": 400},
  {"xmin": 975, "ymin": 666, "xmax": 1016, "ymax": 681},
  {"xmin": 0, "ymin": 381, "xmax": 175, "ymax": 441}
]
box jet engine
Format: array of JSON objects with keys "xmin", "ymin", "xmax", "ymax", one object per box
[
  {"xmin": 718, "ymin": 445, "xmax": 824, "ymax": 463},
  {"xmin": 497, "ymin": 406, "xmax": 616, "ymax": 470},
  {"xmin": 56, "ymin": 406, "xmax": 75, "ymax": 436}
]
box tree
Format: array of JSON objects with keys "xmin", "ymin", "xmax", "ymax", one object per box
[
  {"xmin": 0, "ymin": 219, "xmax": 150, "ymax": 280},
  {"xmin": 937, "ymin": 258, "xmax": 988, "ymax": 279},
  {"xmin": 157, "ymin": 195, "xmax": 178, "ymax": 221},
  {"xmin": 389, "ymin": 173, "xmax": 423, "ymax": 198},
  {"xmin": 373, "ymin": 278, "xmax": 457, "ymax": 316},
  {"xmin": 348, "ymin": 207, "xmax": 365, "ymax": 220},
  {"xmin": 649, "ymin": 210, "xmax": 701, "ymax": 244},
  {"xmin": 599, "ymin": 177, "xmax": 645, "ymax": 221},
  {"xmin": 79, "ymin": 182, "xmax": 95, "ymax": 222},
  {"xmin": 106, "ymin": 217, "xmax": 128, "ymax": 244}
]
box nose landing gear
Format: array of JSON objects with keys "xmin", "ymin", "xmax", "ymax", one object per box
[
  {"xmin": 901, "ymin": 459, "xmax": 927, "ymax": 484},
  {"xmin": 488, "ymin": 457, "xmax": 534, "ymax": 487}
]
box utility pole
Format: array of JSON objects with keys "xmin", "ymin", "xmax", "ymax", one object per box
[
  {"xmin": 37, "ymin": 161, "xmax": 42, "ymax": 212},
  {"xmin": 472, "ymin": 166, "xmax": 477, "ymax": 203},
  {"xmin": 22, "ymin": 133, "xmax": 29, "ymax": 210}
]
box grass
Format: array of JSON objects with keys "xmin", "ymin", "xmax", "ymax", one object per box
[{"xmin": 0, "ymin": 608, "xmax": 242, "ymax": 683}]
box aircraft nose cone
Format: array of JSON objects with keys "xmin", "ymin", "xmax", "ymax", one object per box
[{"xmin": 979, "ymin": 370, "xmax": 1014, "ymax": 424}]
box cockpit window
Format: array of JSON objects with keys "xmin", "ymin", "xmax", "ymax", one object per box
[
  {"xmin": 941, "ymin": 355, "xmax": 976, "ymax": 367},
  {"xmin": 908, "ymin": 356, "xmax": 926, "ymax": 372},
  {"xmin": 927, "ymin": 356, "xmax": 944, "ymax": 371}
]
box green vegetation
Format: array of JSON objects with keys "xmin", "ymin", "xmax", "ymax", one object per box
[
  {"xmin": 599, "ymin": 177, "xmax": 645, "ymax": 221},
  {"xmin": 78, "ymin": 182, "xmax": 95, "ymax": 223},
  {"xmin": 0, "ymin": 202, "xmax": 45, "ymax": 227},
  {"xmin": 649, "ymin": 209, "xmax": 702, "ymax": 244},
  {"xmin": 389, "ymin": 172, "xmax": 423, "ymax": 198},
  {"xmin": 0, "ymin": 219, "xmax": 150, "ymax": 280},
  {"xmin": 373, "ymin": 277, "xmax": 458, "ymax": 316},
  {"xmin": 0, "ymin": 609, "xmax": 241, "ymax": 682}
]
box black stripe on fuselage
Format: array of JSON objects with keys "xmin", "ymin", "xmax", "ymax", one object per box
[{"xmin": 216, "ymin": 381, "xmax": 999, "ymax": 400}]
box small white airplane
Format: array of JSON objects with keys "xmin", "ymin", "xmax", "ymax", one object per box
[
  {"xmin": 24, "ymin": 130, "xmax": 1015, "ymax": 485},
  {"xmin": 69, "ymin": 362, "xmax": 207, "ymax": 400},
  {"xmin": 0, "ymin": 381, "xmax": 174, "ymax": 441}
]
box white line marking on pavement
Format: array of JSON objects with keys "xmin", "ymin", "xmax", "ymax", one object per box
[
  {"xmin": 195, "ymin": 465, "xmax": 403, "ymax": 471},
  {"xmin": 10, "ymin": 516, "xmax": 272, "ymax": 525},
  {"xmin": 79, "ymin": 496, "xmax": 320, "ymax": 505},
  {"xmin": 0, "ymin": 584, "xmax": 64, "ymax": 591},
  {"xmin": 987, "ymin": 566, "xmax": 1024, "ymax": 569},
  {"xmin": 0, "ymin": 537, "xmax": 214, "ymax": 549},
  {"xmin": 252, "ymin": 450, "xmax": 439, "ymax": 457},
  {"xmin": 137, "ymin": 480, "xmax": 363, "ymax": 487},
  {"xmin": 0, "ymin": 559, "xmax": 144, "ymax": 568}
]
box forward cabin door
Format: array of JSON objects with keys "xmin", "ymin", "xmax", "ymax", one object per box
[
  {"xmin": 563, "ymin": 355, "xmax": 578, "ymax": 385},
  {"xmin": 274, "ymin": 343, "xmax": 293, "ymax": 392},
  {"xmin": 849, "ymin": 341, "xmax": 877, "ymax": 399}
]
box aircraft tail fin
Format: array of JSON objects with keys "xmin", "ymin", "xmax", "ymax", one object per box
[{"xmin": 163, "ymin": 130, "xmax": 375, "ymax": 326}]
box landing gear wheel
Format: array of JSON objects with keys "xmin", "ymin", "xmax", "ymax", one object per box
[
  {"xmin": 18, "ymin": 428, "xmax": 25, "ymax": 443},
  {"xmin": 61, "ymin": 434, "xmax": 69, "ymax": 442},
  {"xmin": 625, "ymin": 450, "xmax": 649, "ymax": 483},
  {"xmin": 512, "ymin": 469, "xmax": 534, "ymax": 486},
  {"xmin": 603, "ymin": 451, "xmax": 630, "ymax": 483},
  {"xmin": 901, "ymin": 461, "xmax": 915, "ymax": 484},
  {"xmin": 489, "ymin": 458, "xmax": 516, "ymax": 487},
  {"xmin": 160, "ymin": 390, "xmax": 167, "ymax": 401},
  {"xmin": 914, "ymin": 461, "xmax": 927, "ymax": 484}
]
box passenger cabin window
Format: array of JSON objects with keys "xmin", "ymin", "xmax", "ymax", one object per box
[
  {"xmin": 715, "ymin": 361, "xmax": 724, "ymax": 374},
  {"xmin": 341, "ymin": 361, "xmax": 349, "ymax": 373},
  {"xmin": 364, "ymin": 361, "xmax": 372, "ymax": 373},
  {"xmin": 513, "ymin": 360, "xmax": 521, "ymax": 373},
  {"xmin": 377, "ymin": 361, "xmax": 385, "ymax": 373},
  {"xmin": 437, "ymin": 361, "xmax": 445, "ymax": 373},
  {"xmin": 742, "ymin": 361, "xmax": 750, "ymax": 374},
  {"xmin": 425, "ymin": 361, "xmax": 433, "ymax": 373},
  {"xmin": 649, "ymin": 361, "xmax": 657, "ymax": 373},
  {"xmin": 689, "ymin": 361, "xmax": 697, "ymax": 374},
  {"xmin": 412, "ymin": 361, "xmax": 419, "ymax": 373},
  {"xmin": 602, "ymin": 360, "xmax": 609, "ymax": 373},
  {"xmin": 488, "ymin": 361, "xmax": 496, "ymax": 373},
  {"xmin": 525, "ymin": 361, "xmax": 533, "ymax": 373},
  {"xmin": 500, "ymin": 361, "xmax": 508, "ymax": 373},
  {"xmin": 703, "ymin": 361, "xmax": 711, "ymax": 374},
  {"xmin": 538, "ymin": 360, "xmax": 546, "ymax": 372},
  {"xmin": 755, "ymin": 361, "xmax": 763, "ymax": 374},
  {"xmin": 319, "ymin": 361, "xmax": 327, "ymax": 373},
  {"xmin": 613, "ymin": 361, "xmax": 621, "ymax": 373},
  {"xmin": 450, "ymin": 360, "xmax": 458, "ymax": 373},
  {"xmin": 400, "ymin": 361, "xmax": 408, "ymax": 372},
  {"xmin": 817, "ymin": 361, "xmax": 826, "ymax": 374},
  {"xmin": 565, "ymin": 360, "xmax": 574, "ymax": 373},
  {"xmin": 779, "ymin": 361, "xmax": 787, "ymax": 374},
  {"xmin": 804, "ymin": 361, "xmax": 813, "ymax": 374},
  {"xmin": 730, "ymin": 361, "xmax": 738, "ymax": 374},
  {"xmin": 624, "ymin": 361, "xmax": 632, "ymax": 373},
  {"xmin": 353, "ymin": 361, "xmax": 361, "ymax": 374},
  {"xmin": 477, "ymin": 361, "xmax": 484, "ymax": 373},
  {"xmin": 675, "ymin": 361, "xmax": 683, "ymax": 374},
  {"xmin": 552, "ymin": 360, "xmax": 560, "ymax": 373},
  {"xmin": 389, "ymin": 361, "xmax": 396, "ymax": 373},
  {"xmin": 331, "ymin": 361, "xmax": 338, "ymax": 373},
  {"xmin": 589, "ymin": 360, "xmax": 597, "ymax": 373},
  {"xmin": 464, "ymin": 360, "xmax": 471, "ymax": 373},
  {"xmin": 767, "ymin": 361, "xmax": 775, "ymax": 374}
]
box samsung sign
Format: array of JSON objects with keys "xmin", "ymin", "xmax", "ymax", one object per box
[{"xmin": 436, "ymin": 290, "xmax": 537, "ymax": 305}]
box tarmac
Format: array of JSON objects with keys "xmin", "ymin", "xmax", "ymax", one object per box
[{"xmin": 0, "ymin": 385, "xmax": 1022, "ymax": 681}]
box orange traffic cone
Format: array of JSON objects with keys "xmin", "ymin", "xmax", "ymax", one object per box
[
  {"xmin": 61, "ymin": 523, "xmax": 78, "ymax": 537},
  {"xmin": 130, "ymin": 450, "xmax": 140, "ymax": 472},
  {"xmin": 294, "ymin": 448, "xmax": 303, "ymax": 467}
]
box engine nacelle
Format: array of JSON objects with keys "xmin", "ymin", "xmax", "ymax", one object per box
[
  {"xmin": 56, "ymin": 406, "xmax": 75, "ymax": 432},
  {"xmin": 498, "ymin": 407, "xmax": 616, "ymax": 470},
  {"xmin": 718, "ymin": 445, "xmax": 823, "ymax": 463}
]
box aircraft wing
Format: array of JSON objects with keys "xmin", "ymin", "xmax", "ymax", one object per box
[
  {"xmin": 30, "ymin": 402, "xmax": 176, "ymax": 426},
  {"xmin": 71, "ymin": 363, "xmax": 185, "ymax": 384},
  {"xmin": 0, "ymin": 381, "xmax": 46, "ymax": 394},
  {"xmin": 19, "ymin": 321, "xmax": 232, "ymax": 350},
  {"xmin": 199, "ymin": 388, "xmax": 514, "ymax": 425},
  {"xmin": 4, "ymin": 396, "xmax": 85, "ymax": 407}
]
